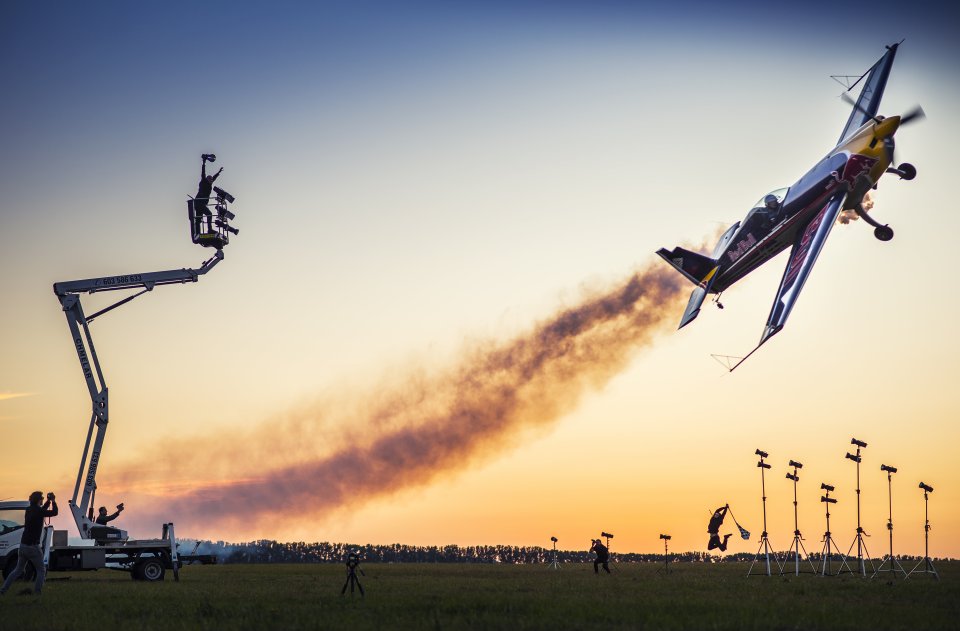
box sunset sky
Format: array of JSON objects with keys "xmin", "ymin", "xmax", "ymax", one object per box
[{"xmin": 2, "ymin": 1, "xmax": 959, "ymax": 557}]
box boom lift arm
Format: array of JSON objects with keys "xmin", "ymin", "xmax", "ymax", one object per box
[
  {"xmin": 54, "ymin": 251, "xmax": 226, "ymax": 540},
  {"xmin": 53, "ymin": 160, "xmax": 238, "ymax": 542}
]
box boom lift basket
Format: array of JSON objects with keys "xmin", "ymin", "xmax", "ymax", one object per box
[{"xmin": 188, "ymin": 191, "xmax": 237, "ymax": 250}]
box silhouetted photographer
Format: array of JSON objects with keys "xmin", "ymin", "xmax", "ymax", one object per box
[
  {"xmin": 195, "ymin": 154, "xmax": 223, "ymax": 219},
  {"xmin": 707, "ymin": 504, "xmax": 732, "ymax": 552},
  {"xmin": 590, "ymin": 539, "xmax": 610, "ymax": 574},
  {"xmin": 95, "ymin": 502, "xmax": 124, "ymax": 525},
  {"xmin": 341, "ymin": 551, "xmax": 365, "ymax": 596},
  {"xmin": 1, "ymin": 491, "xmax": 58, "ymax": 596}
]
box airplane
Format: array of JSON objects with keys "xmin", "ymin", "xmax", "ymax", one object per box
[{"xmin": 656, "ymin": 42, "xmax": 923, "ymax": 371}]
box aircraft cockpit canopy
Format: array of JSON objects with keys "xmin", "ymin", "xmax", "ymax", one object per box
[{"xmin": 742, "ymin": 187, "xmax": 789, "ymax": 224}]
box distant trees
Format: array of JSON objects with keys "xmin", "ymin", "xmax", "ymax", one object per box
[{"xmin": 181, "ymin": 540, "xmax": 822, "ymax": 564}]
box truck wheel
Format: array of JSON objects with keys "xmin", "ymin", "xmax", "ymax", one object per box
[{"xmin": 133, "ymin": 558, "xmax": 166, "ymax": 582}]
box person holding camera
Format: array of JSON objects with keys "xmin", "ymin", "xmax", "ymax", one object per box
[
  {"xmin": 0, "ymin": 491, "xmax": 58, "ymax": 596},
  {"xmin": 95, "ymin": 502, "xmax": 124, "ymax": 525},
  {"xmin": 590, "ymin": 539, "xmax": 611, "ymax": 574},
  {"xmin": 706, "ymin": 504, "xmax": 732, "ymax": 552},
  {"xmin": 194, "ymin": 154, "xmax": 223, "ymax": 225}
]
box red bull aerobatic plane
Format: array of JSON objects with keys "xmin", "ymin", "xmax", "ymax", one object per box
[{"xmin": 657, "ymin": 42, "xmax": 923, "ymax": 370}]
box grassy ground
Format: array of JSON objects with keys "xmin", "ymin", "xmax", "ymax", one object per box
[{"xmin": 0, "ymin": 561, "xmax": 956, "ymax": 630}]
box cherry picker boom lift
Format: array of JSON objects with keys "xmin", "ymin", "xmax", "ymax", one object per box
[{"xmin": 0, "ymin": 163, "xmax": 238, "ymax": 582}]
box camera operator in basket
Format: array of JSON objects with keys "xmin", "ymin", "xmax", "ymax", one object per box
[{"xmin": 95, "ymin": 502, "xmax": 125, "ymax": 526}]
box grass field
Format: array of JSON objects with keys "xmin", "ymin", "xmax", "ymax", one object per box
[{"xmin": 1, "ymin": 561, "xmax": 957, "ymax": 630}]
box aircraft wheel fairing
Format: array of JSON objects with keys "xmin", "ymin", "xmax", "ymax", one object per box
[
  {"xmin": 874, "ymin": 226, "xmax": 894, "ymax": 241},
  {"xmin": 898, "ymin": 163, "xmax": 916, "ymax": 180}
]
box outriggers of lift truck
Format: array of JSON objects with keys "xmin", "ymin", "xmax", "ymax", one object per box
[{"xmin": 0, "ymin": 154, "xmax": 238, "ymax": 582}]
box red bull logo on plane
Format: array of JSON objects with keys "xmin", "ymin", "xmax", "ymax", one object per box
[{"xmin": 726, "ymin": 233, "xmax": 757, "ymax": 263}]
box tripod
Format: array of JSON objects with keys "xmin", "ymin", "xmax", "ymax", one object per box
[
  {"xmin": 549, "ymin": 539, "xmax": 560, "ymax": 570},
  {"xmin": 907, "ymin": 484, "xmax": 939, "ymax": 580},
  {"xmin": 872, "ymin": 467, "xmax": 907, "ymax": 579},
  {"xmin": 748, "ymin": 451, "xmax": 782, "ymax": 577},
  {"xmin": 340, "ymin": 558, "xmax": 365, "ymax": 597},
  {"xmin": 657, "ymin": 536, "xmax": 672, "ymax": 575},
  {"xmin": 817, "ymin": 485, "xmax": 850, "ymax": 576},
  {"xmin": 841, "ymin": 442, "xmax": 875, "ymax": 577},
  {"xmin": 782, "ymin": 463, "xmax": 817, "ymax": 576}
]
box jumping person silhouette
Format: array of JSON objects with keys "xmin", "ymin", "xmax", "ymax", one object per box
[{"xmin": 707, "ymin": 504, "xmax": 733, "ymax": 552}]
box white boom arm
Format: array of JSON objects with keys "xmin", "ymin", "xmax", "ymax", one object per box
[{"xmin": 54, "ymin": 250, "xmax": 224, "ymax": 539}]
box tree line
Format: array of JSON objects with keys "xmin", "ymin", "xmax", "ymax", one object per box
[{"xmin": 184, "ymin": 540, "xmax": 947, "ymax": 565}]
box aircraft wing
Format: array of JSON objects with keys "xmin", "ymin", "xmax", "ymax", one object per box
[
  {"xmin": 837, "ymin": 42, "xmax": 900, "ymax": 145},
  {"xmin": 759, "ymin": 194, "xmax": 846, "ymax": 347},
  {"xmin": 729, "ymin": 195, "xmax": 846, "ymax": 371}
]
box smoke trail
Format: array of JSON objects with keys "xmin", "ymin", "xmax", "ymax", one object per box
[
  {"xmin": 837, "ymin": 190, "xmax": 874, "ymax": 225},
  {"xmin": 108, "ymin": 265, "xmax": 686, "ymax": 537}
]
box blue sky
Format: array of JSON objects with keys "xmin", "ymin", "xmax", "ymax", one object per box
[{"xmin": 2, "ymin": 1, "xmax": 959, "ymax": 550}]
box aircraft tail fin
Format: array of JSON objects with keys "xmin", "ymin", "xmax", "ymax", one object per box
[
  {"xmin": 655, "ymin": 247, "xmax": 719, "ymax": 287},
  {"xmin": 656, "ymin": 247, "xmax": 720, "ymax": 329}
]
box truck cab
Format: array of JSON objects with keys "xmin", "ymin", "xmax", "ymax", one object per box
[{"xmin": 0, "ymin": 500, "xmax": 45, "ymax": 580}]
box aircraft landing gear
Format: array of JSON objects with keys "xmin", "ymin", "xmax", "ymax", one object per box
[
  {"xmin": 854, "ymin": 203, "xmax": 894, "ymax": 241},
  {"xmin": 886, "ymin": 162, "xmax": 917, "ymax": 180},
  {"xmin": 874, "ymin": 226, "xmax": 894, "ymax": 241}
]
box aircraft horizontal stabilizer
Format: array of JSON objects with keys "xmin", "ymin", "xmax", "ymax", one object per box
[{"xmin": 655, "ymin": 247, "xmax": 718, "ymax": 288}]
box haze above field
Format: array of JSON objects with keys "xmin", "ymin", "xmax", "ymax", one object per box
[{"xmin": 2, "ymin": 1, "xmax": 959, "ymax": 555}]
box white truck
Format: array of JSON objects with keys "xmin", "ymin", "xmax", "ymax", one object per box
[
  {"xmin": 2, "ymin": 165, "xmax": 236, "ymax": 582},
  {"xmin": 0, "ymin": 500, "xmax": 204, "ymax": 582}
]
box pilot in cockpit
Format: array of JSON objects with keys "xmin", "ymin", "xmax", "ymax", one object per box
[{"xmin": 760, "ymin": 194, "xmax": 782, "ymax": 226}]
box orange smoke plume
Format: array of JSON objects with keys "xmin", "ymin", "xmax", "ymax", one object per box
[
  {"xmin": 107, "ymin": 265, "xmax": 686, "ymax": 538},
  {"xmin": 837, "ymin": 191, "xmax": 874, "ymax": 225}
]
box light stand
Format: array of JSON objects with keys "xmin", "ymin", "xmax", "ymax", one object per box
[
  {"xmin": 907, "ymin": 482, "xmax": 939, "ymax": 580},
  {"xmin": 601, "ymin": 531, "xmax": 616, "ymax": 570},
  {"xmin": 817, "ymin": 483, "xmax": 850, "ymax": 576},
  {"xmin": 549, "ymin": 537, "xmax": 560, "ymax": 570},
  {"xmin": 871, "ymin": 465, "xmax": 907, "ymax": 579},
  {"xmin": 748, "ymin": 449, "xmax": 783, "ymax": 577},
  {"xmin": 657, "ymin": 535, "xmax": 672, "ymax": 575},
  {"xmin": 782, "ymin": 460, "xmax": 817, "ymax": 576},
  {"xmin": 841, "ymin": 438, "xmax": 875, "ymax": 577}
]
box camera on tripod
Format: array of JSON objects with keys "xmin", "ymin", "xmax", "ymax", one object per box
[
  {"xmin": 880, "ymin": 464, "xmax": 898, "ymax": 473},
  {"xmin": 788, "ymin": 460, "xmax": 803, "ymax": 469},
  {"xmin": 919, "ymin": 482, "xmax": 933, "ymax": 493},
  {"xmin": 820, "ymin": 495, "xmax": 837, "ymax": 504},
  {"xmin": 659, "ymin": 534, "xmax": 671, "ymax": 540},
  {"xmin": 820, "ymin": 483, "xmax": 834, "ymax": 492},
  {"xmin": 850, "ymin": 437, "xmax": 867, "ymax": 448},
  {"xmin": 845, "ymin": 452, "xmax": 861, "ymax": 463},
  {"xmin": 550, "ymin": 536, "xmax": 558, "ymax": 543},
  {"xmin": 755, "ymin": 449, "xmax": 768, "ymax": 458},
  {"xmin": 786, "ymin": 472, "xmax": 799, "ymax": 481},
  {"xmin": 601, "ymin": 532, "xmax": 614, "ymax": 540}
]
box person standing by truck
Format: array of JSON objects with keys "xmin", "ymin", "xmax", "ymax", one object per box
[{"xmin": 0, "ymin": 491, "xmax": 58, "ymax": 596}]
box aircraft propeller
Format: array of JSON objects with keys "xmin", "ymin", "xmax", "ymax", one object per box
[
  {"xmin": 898, "ymin": 105, "xmax": 926, "ymax": 126},
  {"xmin": 840, "ymin": 93, "xmax": 925, "ymax": 128},
  {"xmin": 841, "ymin": 93, "xmax": 924, "ymax": 169}
]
